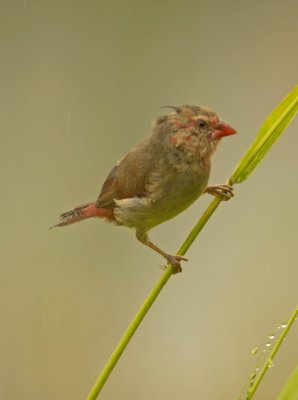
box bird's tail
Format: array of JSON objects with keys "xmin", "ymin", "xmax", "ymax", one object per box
[{"xmin": 51, "ymin": 202, "xmax": 113, "ymax": 228}]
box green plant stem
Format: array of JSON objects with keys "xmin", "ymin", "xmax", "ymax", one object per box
[
  {"xmin": 246, "ymin": 307, "xmax": 298, "ymax": 400},
  {"xmin": 86, "ymin": 267, "xmax": 172, "ymax": 400},
  {"xmin": 277, "ymin": 365, "xmax": 298, "ymax": 400},
  {"xmin": 86, "ymin": 195, "xmax": 225, "ymax": 400},
  {"xmin": 86, "ymin": 86, "xmax": 297, "ymax": 400},
  {"xmin": 178, "ymin": 196, "xmax": 223, "ymax": 255}
]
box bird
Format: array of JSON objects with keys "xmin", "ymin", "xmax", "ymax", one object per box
[{"xmin": 52, "ymin": 105, "xmax": 237, "ymax": 273}]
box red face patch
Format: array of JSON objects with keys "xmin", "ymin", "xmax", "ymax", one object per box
[{"xmin": 169, "ymin": 135, "xmax": 178, "ymax": 145}]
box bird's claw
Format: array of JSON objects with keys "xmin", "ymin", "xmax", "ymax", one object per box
[
  {"xmin": 164, "ymin": 254, "xmax": 188, "ymax": 274},
  {"xmin": 205, "ymin": 184, "xmax": 234, "ymax": 201}
]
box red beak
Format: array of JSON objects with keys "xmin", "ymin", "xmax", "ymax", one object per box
[{"xmin": 212, "ymin": 120, "xmax": 237, "ymax": 140}]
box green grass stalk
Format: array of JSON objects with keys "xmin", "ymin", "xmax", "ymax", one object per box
[
  {"xmin": 86, "ymin": 267, "xmax": 172, "ymax": 400},
  {"xmin": 246, "ymin": 307, "xmax": 298, "ymax": 400},
  {"xmin": 277, "ymin": 365, "xmax": 298, "ymax": 400},
  {"xmin": 86, "ymin": 86, "xmax": 298, "ymax": 400},
  {"xmin": 86, "ymin": 195, "xmax": 224, "ymax": 400}
]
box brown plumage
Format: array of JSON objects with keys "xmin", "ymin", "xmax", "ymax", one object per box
[{"xmin": 53, "ymin": 105, "xmax": 236, "ymax": 272}]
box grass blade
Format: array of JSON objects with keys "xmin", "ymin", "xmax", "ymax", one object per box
[
  {"xmin": 86, "ymin": 86, "xmax": 298, "ymax": 399},
  {"xmin": 277, "ymin": 366, "xmax": 298, "ymax": 400},
  {"xmin": 245, "ymin": 307, "xmax": 298, "ymax": 400},
  {"xmin": 230, "ymin": 85, "xmax": 298, "ymax": 184}
]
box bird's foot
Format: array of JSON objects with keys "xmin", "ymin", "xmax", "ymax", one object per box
[
  {"xmin": 205, "ymin": 184, "xmax": 234, "ymax": 201},
  {"xmin": 164, "ymin": 254, "xmax": 188, "ymax": 274}
]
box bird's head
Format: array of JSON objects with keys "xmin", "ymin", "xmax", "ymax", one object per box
[{"xmin": 155, "ymin": 105, "xmax": 237, "ymax": 162}]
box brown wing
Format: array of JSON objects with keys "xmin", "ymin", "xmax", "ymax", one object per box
[{"xmin": 96, "ymin": 141, "xmax": 151, "ymax": 208}]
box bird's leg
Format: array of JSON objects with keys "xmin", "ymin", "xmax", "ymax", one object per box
[
  {"xmin": 136, "ymin": 231, "xmax": 187, "ymax": 274},
  {"xmin": 204, "ymin": 184, "xmax": 234, "ymax": 201}
]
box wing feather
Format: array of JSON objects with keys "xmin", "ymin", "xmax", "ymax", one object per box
[{"xmin": 96, "ymin": 140, "xmax": 152, "ymax": 208}]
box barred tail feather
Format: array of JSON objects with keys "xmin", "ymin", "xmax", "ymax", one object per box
[{"xmin": 51, "ymin": 202, "xmax": 114, "ymax": 228}]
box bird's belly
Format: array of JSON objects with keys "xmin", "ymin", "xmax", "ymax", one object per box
[
  {"xmin": 151, "ymin": 173, "xmax": 207, "ymax": 221},
  {"xmin": 114, "ymin": 167, "xmax": 210, "ymax": 231}
]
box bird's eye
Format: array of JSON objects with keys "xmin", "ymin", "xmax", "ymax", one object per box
[{"xmin": 197, "ymin": 119, "xmax": 208, "ymax": 129}]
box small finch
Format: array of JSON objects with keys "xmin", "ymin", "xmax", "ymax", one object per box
[{"xmin": 53, "ymin": 105, "xmax": 236, "ymax": 272}]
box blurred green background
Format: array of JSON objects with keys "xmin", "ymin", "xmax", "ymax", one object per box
[{"xmin": 1, "ymin": 1, "xmax": 297, "ymax": 399}]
